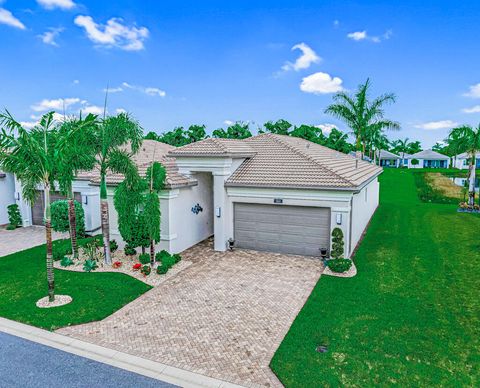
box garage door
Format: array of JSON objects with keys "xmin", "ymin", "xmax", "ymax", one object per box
[
  {"xmin": 32, "ymin": 191, "xmax": 82, "ymax": 226},
  {"xmin": 234, "ymin": 203, "xmax": 330, "ymax": 256}
]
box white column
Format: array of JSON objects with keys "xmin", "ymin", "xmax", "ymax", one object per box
[
  {"xmin": 213, "ymin": 172, "xmax": 229, "ymax": 251},
  {"xmin": 13, "ymin": 175, "xmax": 32, "ymax": 227}
]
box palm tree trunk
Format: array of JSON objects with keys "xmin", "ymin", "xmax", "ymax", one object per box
[
  {"xmin": 150, "ymin": 239, "xmax": 155, "ymax": 267},
  {"xmin": 44, "ymin": 185, "xmax": 55, "ymax": 302},
  {"xmin": 100, "ymin": 175, "xmax": 112, "ymax": 265},
  {"xmin": 67, "ymin": 185, "xmax": 78, "ymax": 259},
  {"xmin": 468, "ymin": 155, "xmax": 476, "ymax": 206}
]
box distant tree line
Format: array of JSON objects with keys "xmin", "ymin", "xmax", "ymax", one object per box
[{"xmin": 145, "ymin": 119, "xmax": 354, "ymax": 154}]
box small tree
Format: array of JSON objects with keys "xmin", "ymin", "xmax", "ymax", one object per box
[
  {"xmin": 51, "ymin": 200, "xmax": 85, "ymax": 238},
  {"xmin": 331, "ymin": 227, "xmax": 345, "ymax": 259},
  {"xmin": 7, "ymin": 204, "xmax": 22, "ymax": 229}
]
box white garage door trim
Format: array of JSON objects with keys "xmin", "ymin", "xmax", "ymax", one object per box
[{"xmin": 234, "ymin": 203, "xmax": 330, "ymax": 256}]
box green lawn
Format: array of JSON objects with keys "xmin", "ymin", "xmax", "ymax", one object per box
[
  {"xmin": 271, "ymin": 169, "xmax": 480, "ymax": 387},
  {"xmin": 0, "ymin": 237, "xmax": 151, "ymax": 331}
]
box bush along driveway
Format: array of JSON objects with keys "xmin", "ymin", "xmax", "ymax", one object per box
[
  {"xmin": 0, "ymin": 237, "xmax": 151, "ymax": 331},
  {"xmin": 271, "ymin": 169, "xmax": 480, "ymax": 387}
]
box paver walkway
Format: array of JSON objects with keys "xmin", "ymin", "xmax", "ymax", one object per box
[
  {"xmin": 58, "ymin": 240, "xmax": 324, "ymax": 387},
  {"xmin": 0, "ymin": 226, "xmax": 68, "ymax": 257}
]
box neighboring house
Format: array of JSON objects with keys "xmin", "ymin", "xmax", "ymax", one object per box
[
  {"xmin": 407, "ymin": 149, "xmax": 449, "ymax": 168},
  {"xmin": 0, "ymin": 171, "xmax": 15, "ymax": 225},
  {"xmin": 5, "ymin": 135, "xmax": 382, "ymax": 258},
  {"xmin": 453, "ymin": 152, "xmax": 480, "ymax": 169},
  {"xmin": 378, "ymin": 150, "xmax": 401, "ymax": 168},
  {"xmin": 169, "ymin": 134, "xmax": 382, "ymax": 257}
]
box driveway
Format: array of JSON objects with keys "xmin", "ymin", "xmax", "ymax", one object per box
[
  {"xmin": 0, "ymin": 226, "xmax": 68, "ymax": 257},
  {"xmin": 57, "ymin": 240, "xmax": 324, "ymax": 387}
]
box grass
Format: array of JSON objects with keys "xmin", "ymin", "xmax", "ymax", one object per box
[
  {"xmin": 271, "ymin": 169, "xmax": 480, "ymax": 387},
  {"xmin": 0, "ymin": 236, "xmax": 151, "ymax": 331}
]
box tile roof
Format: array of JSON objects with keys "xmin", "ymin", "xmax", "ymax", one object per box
[
  {"xmin": 222, "ymin": 134, "xmax": 381, "ymax": 190},
  {"xmin": 378, "ymin": 150, "xmax": 400, "ymax": 159},
  {"xmin": 456, "ymin": 151, "xmax": 480, "ymax": 159},
  {"xmin": 408, "ymin": 149, "xmax": 449, "ymax": 160},
  {"xmin": 168, "ymin": 138, "xmax": 256, "ymax": 157},
  {"xmin": 76, "ymin": 140, "xmax": 196, "ymax": 189}
]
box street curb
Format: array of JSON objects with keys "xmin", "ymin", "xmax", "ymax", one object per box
[{"xmin": 0, "ymin": 317, "xmax": 245, "ymax": 388}]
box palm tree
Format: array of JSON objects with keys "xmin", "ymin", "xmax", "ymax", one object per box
[
  {"xmin": 0, "ymin": 111, "xmax": 79, "ymax": 302},
  {"xmin": 448, "ymin": 125, "xmax": 480, "ymax": 206},
  {"xmin": 56, "ymin": 115, "xmax": 97, "ymax": 258},
  {"xmin": 369, "ymin": 127, "xmax": 390, "ymax": 165},
  {"xmin": 92, "ymin": 113, "xmax": 143, "ymax": 264},
  {"xmin": 325, "ymin": 78, "xmax": 400, "ymax": 157}
]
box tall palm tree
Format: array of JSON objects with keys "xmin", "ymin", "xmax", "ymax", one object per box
[
  {"xmin": 92, "ymin": 113, "xmax": 143, "ymax": 264},
  {"xmin": 0, "ymin": 111, "xmax": 80, "ymax": 302},
  {"xmin": 325, "ymin": 78, "xmax": 400, "ymax": 157},
  {"xmin": 56, "ymin": 115, "xmax": 97, "ymax": 258},
  {"xmin": 448, "ymin": 125, "xmax": 480, "ymax": 206}
]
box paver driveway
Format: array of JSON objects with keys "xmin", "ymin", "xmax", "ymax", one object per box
[
  {"xmin": 0, "ymin": 226, "xmax": 68, "ymax": 257},
  {"xmin": 57, "ymin": 240, "xmax": 324, "ymax": 387}
]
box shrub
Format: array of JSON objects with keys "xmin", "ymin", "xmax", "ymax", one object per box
[
  {"xmin": 162, "ymin": 255, "xmax": 176, "ymax": 269},
  {"xmin": 141, "ymin": 265, "xmax": 151, "ymax": 276},
  {"xmin": 155, "ymin": 250, "xmax": 170, "ymax": 262},
  {"xmin": 331, "ymin": 228, "xmax": 344, "ymax": 259},
  {"xmin": 172, "ymin": 253, "xmax": 181, "ymax": 264},
  {"xmin": 82, "ymin": 241, "xmax": 101, "ymax": 261},
  {"xmin": 7, "ymin": 204, "xmax": 21, "ymax": 229},
  {"xmin": 139, "ymin": 253, "xmax": 150, "ymax": 264},
  {"xmin": 411, "ymin": 158, "xmax": 419, "ymax": 166},
  {"xmin": 60, "ymin": 257, "xmax": 74, "ymax": 267},
  {"xmin": 112, "ymin": 261, "xmax": 122, "ymax": 269},
  {"xmin": 132, "ymin": 263, "xmax": 142, "ymax": 271},
  {"xmin": 110, "ymin": 240, "xmax": 118, "ymax": 253},
  {"xmin": 124, "ymin": 244, "xmax": 137, "ymax": 256},
  {"xmin": 53, "ymin": 245, "xmax": 72, "ymax": 261},
  {"xmin": 51, "ymin": 200, "xmax": 85, "ymax": 237},
  {"xmin": 327, "ymin": 258, "xmax": 352, "ymax": 273},
  {"xmin": 156, "ymin": 265, "xmax": 169, "ymax": 275},
  {"xmin": 83, "ymin": 259, "xmax": 98, "ymax": 272},
  {"xmin": 413, "ymin": 172, "xmax": 459, "ymax": 204}
]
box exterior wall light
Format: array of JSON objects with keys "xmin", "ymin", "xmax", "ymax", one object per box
[
  {"xmin": 191, "ymin": 203, "xmax": 203, "ymax": 215},
  {"xmin": 336, "ymin": 213, "xmax": 342, "ymax": 225},
  {"xmin": 227, "ymin": 238, "xmax": 235, "ymax": 251},
  {"xmin": 215, "ymin": 207, "xmax": 221, "ymax": 218}
]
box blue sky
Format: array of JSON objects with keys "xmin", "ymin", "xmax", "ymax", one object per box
[{"xmin": 1, "ymin": 0, "xmax": 480, "ymax": 148}]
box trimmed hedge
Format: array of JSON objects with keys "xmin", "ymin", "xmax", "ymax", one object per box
[{"xmin": 327, "ymin": 258, "xmax": 352, "ymax": 273}]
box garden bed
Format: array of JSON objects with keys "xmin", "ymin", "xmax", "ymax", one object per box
[{"xmin": 54, "ymin": 252, "xmax": 192, "ymax": 287}]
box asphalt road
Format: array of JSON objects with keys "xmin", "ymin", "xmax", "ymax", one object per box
[{"xmin": 0, "ymin": 331, "xmax": 176, "ymax": 388}]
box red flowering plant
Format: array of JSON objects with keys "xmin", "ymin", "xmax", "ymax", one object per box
[
  {"xmin": 112, "ymin": 261, "xmax": 122, "ymax": 269},
  {"xmin": 132, "ymin": 263, "xmax": 142, "ymax": 271}
]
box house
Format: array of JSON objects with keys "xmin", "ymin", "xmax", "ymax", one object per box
[
  {"xmin": 407, "ymin": 149, "xmax": 449, "ymax": 168},
  {"xmin": 378, "ymin": 150, "xmax": 401, "ymax": 168},
  {"xmin": 399, "ymin": 153, "xmax": 411, "ymax": 168},
  {"xmin": 0, "ymin": 171, "xmax": 15, "ymax": 225},
  {"xmin": 168, "ymin": 134, "xmax": 382, "ymax": 257},
  {"xmin": 453, "ymin": 152, "xmax": 480, "ymax": 169},
  {"xmin": 4, "ymin": 134, "xmax": 382, "ymax": 258}
]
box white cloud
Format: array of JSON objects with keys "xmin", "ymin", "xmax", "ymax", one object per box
[
  {"xmin": 121, "ymin": 82, "xmax": 166, "ymax": 97},
  {"xmin": 21, "ymin": 112, "xmax": 66, "ymax": 129},
  {"xmin": 300, "ymin": 72, "xmax": 344, "ymax": 94},
  {"xmin": 104, "ymin": 86, "xmax": 123, "ymax": 93},
  {"xmin": 462, "ymin": 105, "xmax": 480, "ymax": 114},
  {"xmin": 82, "ymin": 105, "xmax": 103, "ymax": 115},
  {"xmin": 414, "ymin": 120, "xmax": 459, "ymax": 130},
  {"xmin": 281, "ymin": 43, "xmax": 321, "ymax": 72},
  {"xmin": 463, "ymin": 83, "xmax": 480, "ymax": 98},
  {"xmin": 315, "ymin": 123, "xmax": 337, "ymax": 135},
  {"xmin": 223, "ymin": 120, "xmax": 234, "ymax": 126},
  {"xmin": 333, "ymin": 20, "xmax": 340, "ymax": 28},
  {"xmin": 37, "ymin": 0, "xmax": 76, "ymax": 10},
  {"xmin": 0, "ymin": 8, "xmax": 26, "ymax": 29},
  {"xmin": 347, "ymin": 31, "xmax": 367, "ymax": 41},
  {"xmin": 73, "ymin": 79, "xmax": 79, "ymax": 85},
  {"xmin": 74, "ymin": 15, "xmax": 149, "ymax": 51},
  {"xmin": 115, "ymin": 108, "xmax": 126, "ymax": 114},
  {"xmin": 38, "ymin": 27, "xmax": 63, "ymax": 46},
  {"xmin": 31, "ymin": 97, "xmax": 80, "ymax": 112},
  {"xmin": 347, "ymin": 29, "xmax": 392, "ymax": 43}
]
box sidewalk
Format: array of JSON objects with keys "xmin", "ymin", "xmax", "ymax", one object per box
[{"xmin": 0, "ymin": 317, "xmax": 245, "ymax": 388}]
